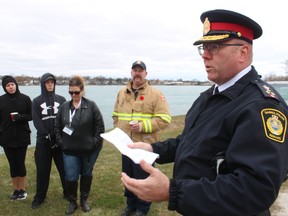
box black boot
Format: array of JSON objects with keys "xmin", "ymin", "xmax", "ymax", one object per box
[
  {"xmin": 65, "ymin": 181, "xmax": 78, "ymax": 215},
  {"xmin": 80, "ymin": 176, "xmax": 92, "ymax": 212},
  {"xmin": 61, "ymin": 175, "xmax": 68, "ymax": 200}
]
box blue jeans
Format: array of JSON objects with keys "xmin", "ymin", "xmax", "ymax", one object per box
[{"xmin": 63, "ymin": 146, "xmax": 101, "ymax": 181}]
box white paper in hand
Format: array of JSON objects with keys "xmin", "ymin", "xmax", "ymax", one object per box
[{"xmin": 100, "ymin": 128, "xmax": 159, "ymax": 165}]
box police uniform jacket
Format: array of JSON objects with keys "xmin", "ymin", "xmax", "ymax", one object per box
[
  {"xmin": 112, "ymin": 80, "xmax": 171, "ymax": 143},
  {"xmin": 152, "ymin": 67, "xmax": 288, "ymax": 216}
]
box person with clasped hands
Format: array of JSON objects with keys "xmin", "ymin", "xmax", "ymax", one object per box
[
  {"xmin": 0, "ymin": 75, "xmax": 32, "ymax": 201},
  {"xmin": 120, "ymin": 9, "xmax": 288, "ymax": 216},
  {"xmin": 55, "ymin": 75, "xmax": 104, "ymax": 215},
  {"xmin": 31, "ymin": 73, "xmax": 67, "ymax": 209}
]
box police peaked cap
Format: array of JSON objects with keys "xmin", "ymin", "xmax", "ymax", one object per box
[{"xmin": 193, "ymin": 9, "xmax": 263, "ymax": 45}]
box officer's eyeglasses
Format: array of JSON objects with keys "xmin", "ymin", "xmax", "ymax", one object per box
[{"xmin": 198, "ymin": 43, "xmax": 244, "ymax": 56}]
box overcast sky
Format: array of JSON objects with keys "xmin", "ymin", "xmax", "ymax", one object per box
[{"xmin": 0, "ymin": 0, "xmax": 287, "ymax": 81}]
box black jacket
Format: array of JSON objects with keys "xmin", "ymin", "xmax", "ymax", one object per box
[
  {"xmin": 0, "ymin": 76, "xmax": 32, "ymax": 147},
  {"xmin": 32, "ymin": 73, "xmax": 66, "ymax": 138},
  {"xmin": 55, "ymin": 97, "xmax": 105, "ymax": 156},
  {"xmin": 152, "ymin": 67, "xmax": 288, "ymax": 216}
]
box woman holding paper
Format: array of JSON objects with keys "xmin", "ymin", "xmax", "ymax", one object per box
[{"xmin": 55, "ymin": 75, "xmax": 104, "ymax": 215}]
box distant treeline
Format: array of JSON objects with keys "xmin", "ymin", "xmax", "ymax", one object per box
[
  {"xmin": 0, "ymin": 75, "xmax": 212, "ymax": 86},
  {"xmin": 1, "ymin": 74, "xmax": 287, "ymax": 86}
]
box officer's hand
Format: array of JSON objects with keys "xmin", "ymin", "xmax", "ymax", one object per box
[
  {"xmin": 121, "ymin": 160, "xmax": 169, "ymax": 202},
  {"xmin": 127, "ymin": 142, "xmax": 153, "ymax": 152}
]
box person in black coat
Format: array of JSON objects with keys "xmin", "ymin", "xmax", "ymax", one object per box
[
  {"xmin": 0, "ymin": 75, "xmax": 32, "ymax": 201},
  {"xmin": 55, "ymin": 75, "xmax": 105, "ymax": 215},
  {"xmin": 31, "ymin": 73, "xmax": 67, "ymax": 209}
]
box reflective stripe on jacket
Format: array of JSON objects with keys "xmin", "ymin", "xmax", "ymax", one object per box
[{"xmin": 112, "ymin": 81, "xmax": 171, "ymax": 143}]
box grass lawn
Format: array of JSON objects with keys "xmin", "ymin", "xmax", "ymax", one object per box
[
  {"xmin": 0, "ymin": 116, "xmax": 184, "ymax": 216},
  {"xmin": 0, "ymin": 114, "xmax": 286, "ymax": 215}
]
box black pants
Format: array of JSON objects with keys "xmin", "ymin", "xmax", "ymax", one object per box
[
  {"xmin": 33, "ymin": 137, "xmax": 65, "ymax": 201},
  {"xmin": 122, "ymin": 155, "xmax": 152, "ymax": 214},
  {"xmin": 256, "ymin": 210, "xmax": 270, "ymax": 216},
  {"xmin": 3, "ymin": 146, "xmax": 27, "ymax": 177}
]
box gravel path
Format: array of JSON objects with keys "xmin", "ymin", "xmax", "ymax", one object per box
[{"xmin": 271, "ymin": 181, "xmax": 288, "ymax": 216}]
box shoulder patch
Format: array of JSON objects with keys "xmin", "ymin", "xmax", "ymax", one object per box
[
  {"xmin": 255, "ymin": 81, "xmax": 279, "ymax": 101},
  {"xmin": 261, "ymin": 108, "xmax": 287, "ymax": 143}
]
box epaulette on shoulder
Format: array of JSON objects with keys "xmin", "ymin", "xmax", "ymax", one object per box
[{"xmin": 252, "ymin": 79, "xmax": 279, "ymax": 101}]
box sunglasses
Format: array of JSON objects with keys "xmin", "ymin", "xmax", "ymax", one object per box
[{"xmin": 68, "ymin": 91, "xmax": 81, "ymax": 95}]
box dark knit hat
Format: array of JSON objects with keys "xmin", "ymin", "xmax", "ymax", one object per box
[
  {"xmin": 1, "ymin": 75, "xmax": 19, "ymax": 94},
  {"xmin": 2, "ymin": 76, "xmax": 17, "ymax": 88}
]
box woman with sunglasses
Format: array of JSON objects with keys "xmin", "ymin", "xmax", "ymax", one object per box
[{"xmin": 55, "ymin": 75, "xmax": 104, "ymax": 215}]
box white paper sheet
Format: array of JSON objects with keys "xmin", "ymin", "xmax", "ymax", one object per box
[{"xmin": 100, "ymin": 128, "xmax": 159, "ymax": 165}]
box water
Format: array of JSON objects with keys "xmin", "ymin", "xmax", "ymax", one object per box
[
  {"xmin": 270, "ymin": 83, "xmax": 288, "ymax": 100},
  {"xmin": 20, "ymin": 85, "xmax": 208, "ymax": 130},
  {"xmin": 0, "ymin": 84, "xmax": 287, "ymax": 153}
]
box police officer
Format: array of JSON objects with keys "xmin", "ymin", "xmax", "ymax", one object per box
[{"xmin": 120, "ymin": 9, "xmax": 288, "ymax": 216}]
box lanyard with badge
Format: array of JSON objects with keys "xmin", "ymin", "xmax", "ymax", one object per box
[{"xmin": 63, "ymin": 99, "xmax": 81, "ymax": 136}]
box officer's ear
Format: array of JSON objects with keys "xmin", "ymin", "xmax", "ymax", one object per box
[{"xmin": 239, "ymin": 44, "xmax": 251, "ymax": 63}]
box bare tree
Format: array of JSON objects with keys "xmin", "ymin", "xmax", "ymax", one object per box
[{"xmin": 285, "ymin": 59, "xmax": 288, "ymax": 75}]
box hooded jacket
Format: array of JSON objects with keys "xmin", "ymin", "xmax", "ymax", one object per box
[
  {"xmin": 0, "ymin": 75, "xmax": 32, "ymax": 147},
  {"xmin": 32, "ymin": 73, "xmax": 66, "ymax": 137}
]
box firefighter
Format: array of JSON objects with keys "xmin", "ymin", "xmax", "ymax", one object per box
[{"xmin": 113, "ymin": 60, "xmax": 171, "ymax": 216}]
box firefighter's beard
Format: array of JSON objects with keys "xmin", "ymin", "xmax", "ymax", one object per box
[{"xmin": 132, "ymin": 76, "xmax": 144, "ymax": 87}]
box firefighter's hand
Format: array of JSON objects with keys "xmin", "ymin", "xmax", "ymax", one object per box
[
  {"xmin": 130, "ymin": 122, "xmax": 142, "ymax": 133},
  {"xmin": 121, "ymin": 160, "xmax": 169, "ymax": 202},
  {"xmin": 127, "ymin": 142, "xmax": 153, "ymax": 152}
]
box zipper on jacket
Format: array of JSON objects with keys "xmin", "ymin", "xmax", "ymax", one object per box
[{"xmin": 130, "ymin": 91, "xmax": 138, "ymax": 139}]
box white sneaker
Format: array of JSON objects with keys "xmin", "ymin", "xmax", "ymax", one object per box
[
  {"xmin": 10, "ymin": 190, "xmax": 19, "ymax": 201},
  {"xmin": 16, "ymin": 190, "xmax": 27, "ymax": 200}
]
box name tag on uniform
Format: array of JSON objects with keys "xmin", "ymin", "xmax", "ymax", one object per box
[{"xmin": 63, "ymin": 124, "xmax": 74, "ymax": 136}]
